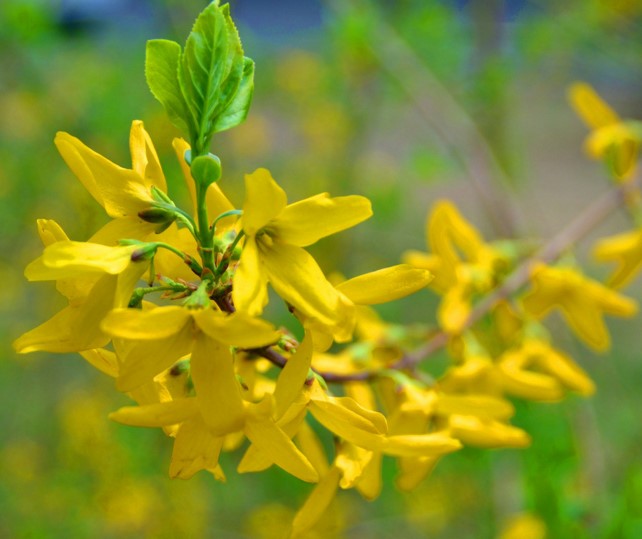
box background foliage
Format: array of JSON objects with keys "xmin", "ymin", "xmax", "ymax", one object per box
[{"xmin": 2, "ymin": 0, "xmax": 642, "ymax": 537}]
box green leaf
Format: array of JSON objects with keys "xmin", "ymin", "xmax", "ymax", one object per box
[
  {"xmin": 178, "ymin": 2, "xmax": 254, "ymax": 155},
  {"xmin": 145, "ymin": 39, "xmax": 194, "ymax": 139},
  {"xmin": 211, "ymin": 56, "xmax": 255, "ymax": 133}
]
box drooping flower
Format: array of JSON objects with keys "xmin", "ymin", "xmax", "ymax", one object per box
[
  {"xmin": 521, "ymin": 263, "xmax": 638, "ymax": 351},
  {"xmin": 403, "ymin": 200, "xmax": 507, "ymax": 334},
  {"xmin": 568, "ymin": 82, "xmax": 641, "ymax": 180},
  {"xmin": 593, "ymin": 228, "xmax": 642, "ymax": 289}
]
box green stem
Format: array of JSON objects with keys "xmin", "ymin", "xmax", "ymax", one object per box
[
  {"xmin": 155, "ymin": 242, "xmax": 203, "ymax": 276},
  {"xmin": 214, "ymin": 230, "xmax": 245, "ymax": 277},
  {"xmin": 212, "ymin": 209, "xmax": 243, "ymax": 233},
  {"xmin": 195, "ymin": 182, "xmax": 216, "ymax": 277}
]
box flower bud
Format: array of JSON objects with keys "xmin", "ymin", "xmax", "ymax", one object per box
[
  {"xmin": 138, "ymin": 207, "xmax": 177, "ymax": 225},
  {"xmin": 190, "ymin": 153, "xmax": 222, "ymax": 188}
]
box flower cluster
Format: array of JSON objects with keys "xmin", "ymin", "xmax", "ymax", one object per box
[{"xmin": 14, "ymin": 2, "xmax": 642, "ymax": 536}]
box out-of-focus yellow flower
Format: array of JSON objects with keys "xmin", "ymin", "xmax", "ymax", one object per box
[
  {"xmin": 498, "ymin": 513, "xmax": 547, "ymax": 539},
  {"xmin": 233, "ymin": 168, "xmax": 372, "ymax": 332},
  {"xmin": 593, "ymin": 228, "xmax": 642, "ymax": 289},
  {"xmin": 403, "ymin": 200, "xmax": 506, "ymax": 334},
  {"xmin": 522, "ymin": 263, "xmax": 638, "ymax": 351},
  {"xmin": 499, "ymin": 339, "xmax": 595, "ymax": 400},
  {"xmin": 568, "ymin": 82, "xmax": 641, "ymax": 180}
]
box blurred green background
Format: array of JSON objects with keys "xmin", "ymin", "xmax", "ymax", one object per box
[{"xmin": 2, "ymin": 0, "xmax": 642, "ymax": 537}]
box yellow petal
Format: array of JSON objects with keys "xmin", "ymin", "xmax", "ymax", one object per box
[
  {"xmin": 101, "ymin": 306, "xmax": 191, "ymax": 340},
  {"xmin": 295, "ymin": 421, "xmax": 330, "ymax": 476},
  {"xmin": 436, "ymin": 394, "xmax": 514, "ymax": 421},
  {"xmin": 169, "ymin": 414, "xmax": 224, "ymax": 479},
  {"xmin": 273, "ymin": 334, "xmax": 313, "ymax": 419},
  {"xmin": 290, "ymin": 467, "xmax": 341, "ymax": 538},
  {"xmin": 129, "ymin": 120, "xmax": 166, "ymax": 192},
  {"xmin": 109, "ymin": 398, "xmax": 199, "ymax": 427},
  {"xmin": 192, "ymin": 309, "xmax": 280, "ymax": 348},
  {"xmin": 244, "ymin": 416, "xmax": 319, "ymax": 483},
  {"xmin": 191, "ymin": 334, "xmax": 246, "ymax": 435},
  {"xmin": 395, "ymin": 455, "xmax": 440, "ymax": 492},
  {"xmin": 25, "ymin": 242, "xmax": 137, "ymax": 281},
  {"xmin": 449, "ymin": 415, "xmax": 531, "ymax": 448},
  {"xmin": 79, "ymin": 348, "xmax": 119, "ymax": 377},
  {"xmin": 262, "ymin": 242, "xmax": 348, "ymax": 327},
  {"xmin": 567, "ymin": 82, "xmax": 620, "ymax": 130},
  {"xmin": 242, "ymin": 168, "xmax": 287, "ymax": 235},
  {"xmin": 114, "ymin": 325, "xmax": 193, "ymax": 392},
  {"xmin": 336, "ymin": 265, "xmax": 432, "ymax": 305},
  {"xmin": 499, "ymin": 364, "xmax": 565, "ymax": 401},
  {"xmin": 55, "ymin": 132, "xmax": 153, "ymax": 218},
  {"xmin": 381, "ymin": 433, "xmax": 462, "ymax": 457},
  {"xmin": 354, "ymin": 451, "xmax": 382, "ymax": 500},
  {"xmin": 232, "ymin": 236, "xmax": 269, "ymax": 316},
  {"xmin": 270, "ymin": 193, "xmax": 372, "ymax": 247},
  {"xmin": 88, "ymin": 217, "xmax": 157, "ymax": 247},
  {"xmin": 13, "ymin": 305, "xmax": 109, "ymax": 354},
  {"xmin": 36, "ymin": 219, "xmax": 69, "ymax": 246}
]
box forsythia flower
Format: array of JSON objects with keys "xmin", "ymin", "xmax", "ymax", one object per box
[
  {"xmin": 568, "ymin": 82, "xmax": 641, "ymax": 180},
  {"xmin": 522, "ymin": 263, "xmax": 638, "ymax": 351},
  {"xmin": 593, "ymin": 228, "xmax": 642, "ymax": 289},
  {"xmin": 403, "ymin": 200, "xmax": 506, "ymax": 333},
  {"xmin": 233, "ymin": 168, "xmax": 372, "ymax": 331}
]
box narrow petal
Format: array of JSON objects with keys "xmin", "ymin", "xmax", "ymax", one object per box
[
  {"xmin": 191, "ymin": 334, "xmax": 246, "ymax": 435},
  {"xmin": 89, "ymin": 217, "xmax": 157, "ymax": 247},
  {"xmin": 108, "ymin": 398, "xmax": 199, "ymax": 427},
  {"xmin": 449, "ymin": 415, "xmax": 531, "ymax": 448},
  {"xmin": 270, "ymin": 194, "xmax": 372, "ymax": 247},
  {"xmin": 396, "ymin": 456, "xmax": 440, "ymax": 492},
  {"xmin": 273, "ymin": 334, "xmax": 313, "ymax": 420},
  {"xmin": 79, "ymin": 348, "xmax": 119, "ymax": 377},
  {"xmin": 114, "ymin": 325, "xmax": 193, "ymax": 392},
  {"xmin": 13, "ymin": 306, "xmax": 107, "ymax": 354},
  {"xmin": 244, "ymin": 416, "xmax": 319, "ymax": 483},
  {"xmin": 242, "ymin": 168, "xmax": 287, "ymax": 235},
  {"xmin": 381, "ymin": 433, "xmax": 462, "ymax": 457},
  {"xmin": 129, "ymin": 120, "xmax": 166, "ymax": 192},
  {"xmin": 290, "ymin": 467, "xmax": 341, "ymax": 538},
  {"xmin": 567, "ymin": 82, "xmax": 620, "ymax": 130},
  {"xmin": 170, "ymin": 414, "xmax": 224, "ymax": 479},
  {"xmin": 26, "ymin": 242, "xmax": 137, "ymax": 281},
  {"xmin": 436, "ymin": 394, "xmax": 514, "ymax": 421},
  {"xmin": 232, "ymin": 236, "xmax": 269, "ymax": 316},
  {"xmin": 337, "ymin": 265, "xmax": 432, "ymax": 305},
  {"xmin": 101, "ymin": 306, "xmax": 191, "ymax": 340},
  {"xmin": 262, "ymin": 242, "xmax": 346, "ymax": 326},
  {"xmin": 55, "ymin": 132, "xmax": 152, "ymax": 218},
  {"xmin": 37, "ymin": 219, "xmax": 69, "ymax": 245},
  {"xmin": 192, "ymin": 309, "xmax": 279, "ymax": 348}
]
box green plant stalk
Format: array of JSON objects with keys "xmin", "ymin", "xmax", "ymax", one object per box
[{"xmin": 195, "ymin": 181, "xmax": 216, "ymax": 277}]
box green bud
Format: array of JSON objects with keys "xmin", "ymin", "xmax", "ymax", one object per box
[
  {"xmin": 190, "ymin": 153, "xmax": 222, "ymax": 188},
  {"xmin": 138, "ymin": 207, "xmax": 177, "ymax": 225},
  {"xmin": 131, "ymin": 243, "xmax": 158, "ymax": 262}
]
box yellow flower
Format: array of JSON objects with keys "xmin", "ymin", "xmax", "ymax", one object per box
[
  {"xmin": 13, "ymin": 232, "xmax": 147, "ymax": 354},
  {"xmin": 568, "ymin": 82, "xmax": 640, "ymax": 180},
  {"xmin": 522, "ymin": 263, "xmax": 638, "ymax": 351},
  {"xmin": 593, "ymin": 228, "xmax": 642, "ymax": 289},
  {"xmin": 55, "ymin": 120, "xmax": 166, "ymax": 221},
  {"xmin": 498, "ymin": 339, "xmax": 595, "ymax": 400},
  {"xmin": 233, "ymin": 168, "xmax": 372, "ymax": 329},
  {"xmin": 109, "ymin": 334, "xmax": 319, "ymax": 482},
  {"xmin": 403, "ymin": 200, "xmax": 505, "ymax": 334}
]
